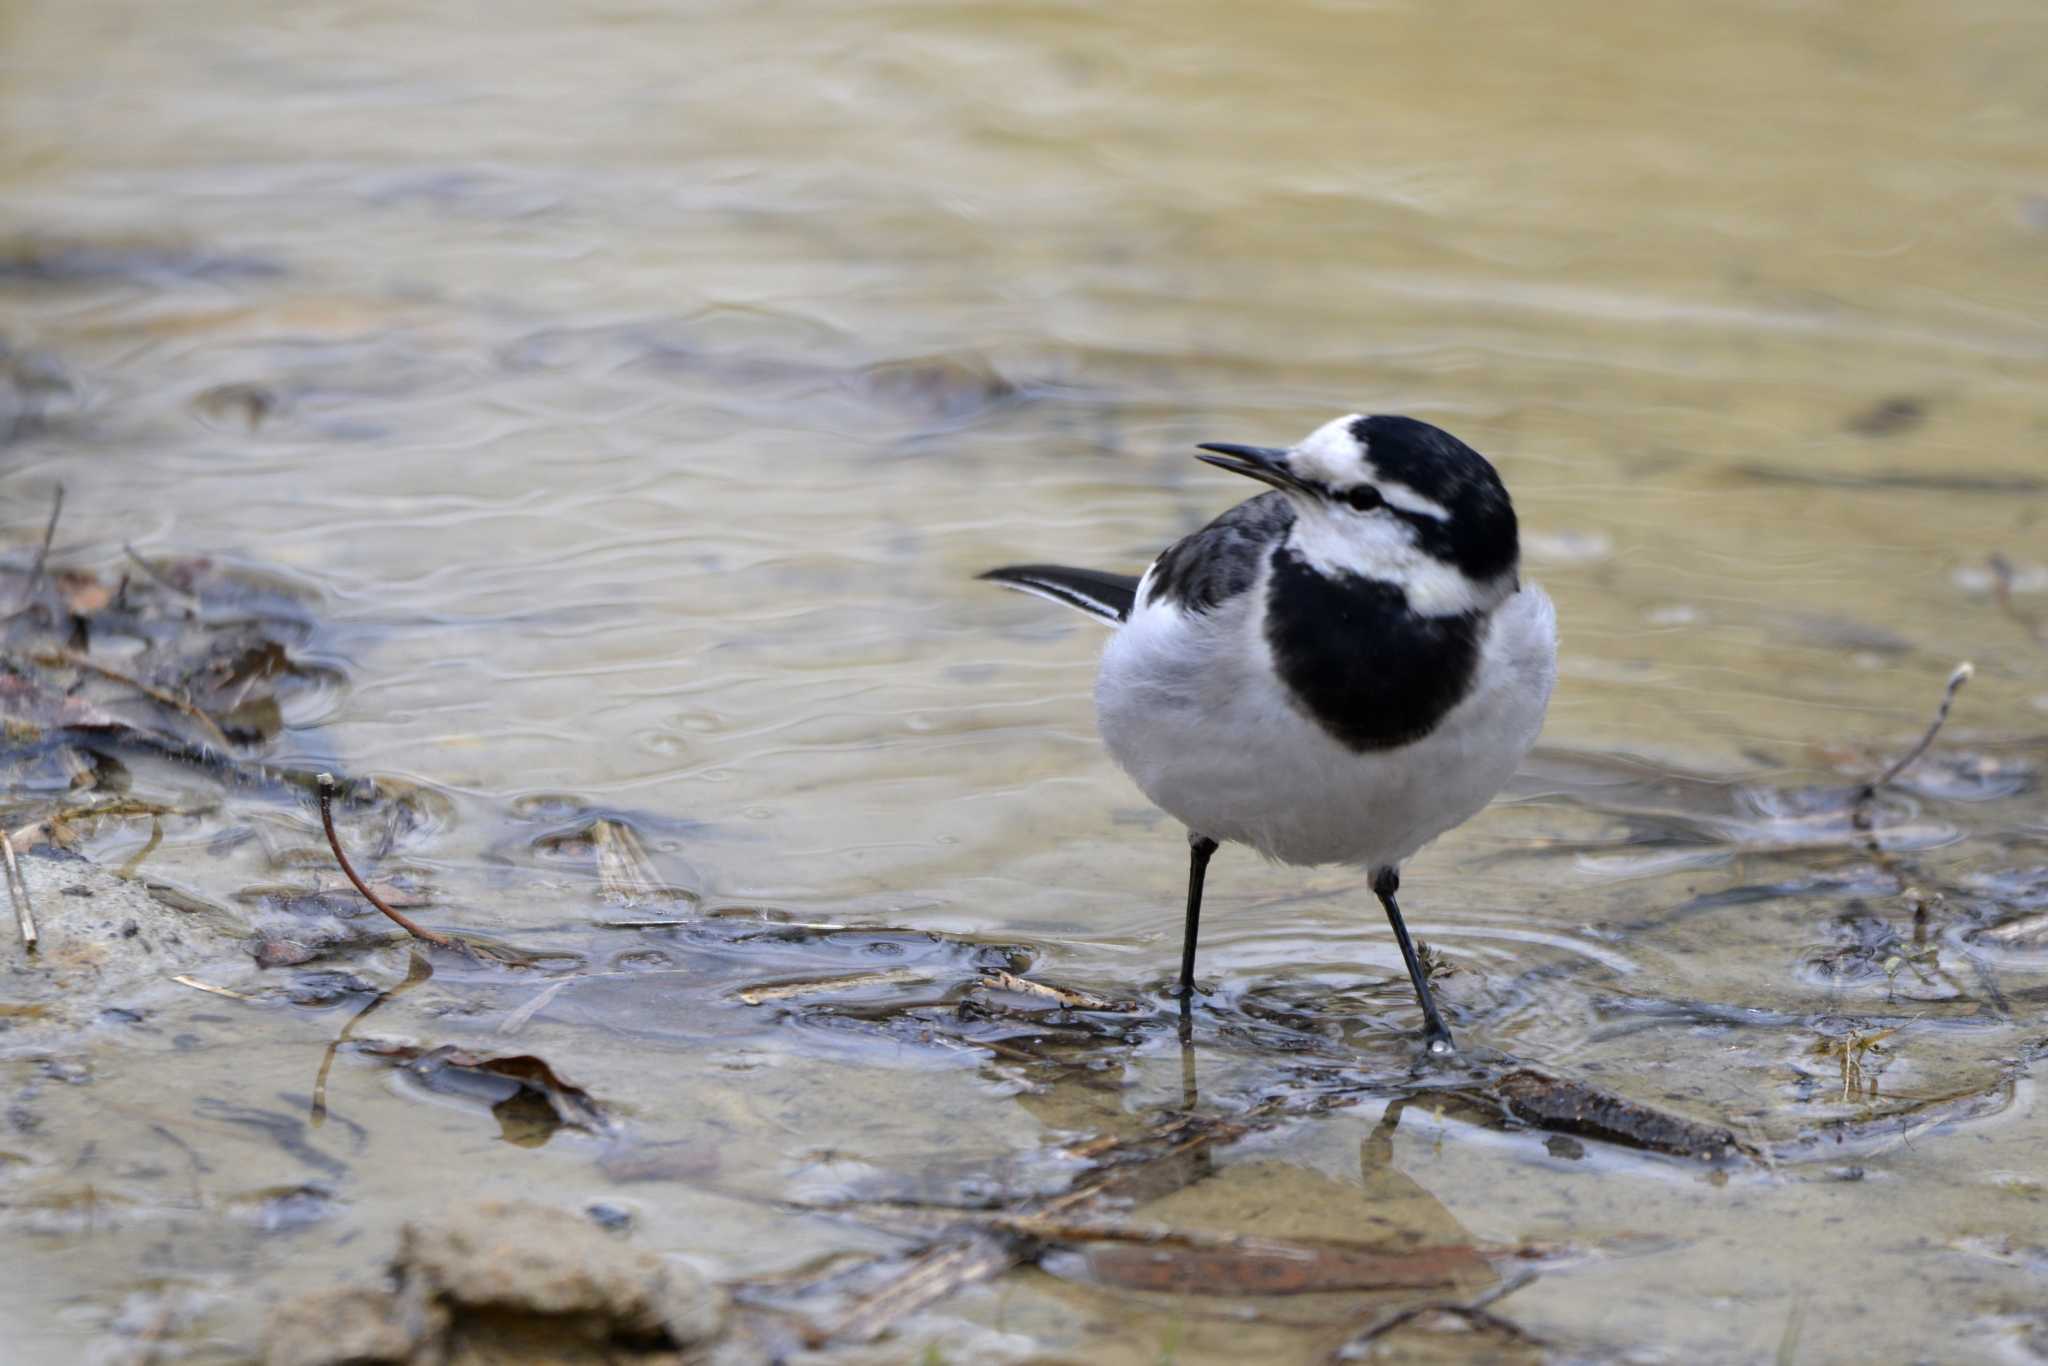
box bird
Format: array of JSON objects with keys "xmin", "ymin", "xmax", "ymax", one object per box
[{"xmin": 979, "ymin": 413, "xmax": 1557, "ymax": 1053}]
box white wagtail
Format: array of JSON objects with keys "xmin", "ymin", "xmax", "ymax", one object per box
[{"xmin": 981, "ymin": 414, "xmax": 1557, "ymax": 1052}]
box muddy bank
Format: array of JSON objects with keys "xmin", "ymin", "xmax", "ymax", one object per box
[{"xmin": 265, "ymin": 1201, "xmax": 729, "ymax": 1366}]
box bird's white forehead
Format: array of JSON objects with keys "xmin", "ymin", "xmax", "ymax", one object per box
[
  {"xmin": 1287, "ymin": 414, "xmax": 1450, "ymax": 521},
  {"xmin": 1286, "ymin": 414, "xmax": 1369, "ymax": 487}
]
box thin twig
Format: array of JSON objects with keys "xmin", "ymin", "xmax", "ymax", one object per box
[
  {"xmin": 313, "ymin": 949, "xmax": 432, "ymax": 1124},
  {"xmin": 1988, "ymin": 554, "xmax": 2048, "ymax": 647},
  {"xmin": 121, "ymin": 543, "xmax": 204, "ymax": 607},
  {"xmin": 499, "ymin": 978, "xmax": 572, "ymax": 1034},
  {"xmin": 9, "ymin": 797, "xmax": 187, "ymax": 856},
  {"xmin": 316, "ymin": 773, "xmax": 454, "ymax": 947},
  {"xmin": 736, "ymin": 969, "xmax": 931, "ymax": 1005},
  {"xmin": 1776, "ymin": 1294, "xmax": 1808, "ymax": 1366},
  {"xmin": 3, "ymin": 827, "xmax": 36, "ymax": 952},
  {"xmin": 6, "ymin": 820, "xmax": 51, "ymax": 852},
  {"xmin": 1976, "ymin": 909, "xmax": 2048, "ymax": 946},
  {"xmin": 11, "ymin": 482, "xmax": 64, "ymax": 610},
  {"xmin": 114, "ymin": 817, "xmax": 164, "ymax": 881},
  {"xmin": 1866, "ymin": 662, "xmax": 1973, "ymax": 796},
  {"xmin": 171, "ymin": 975, "xmax": 259, "ymax": 1001},
  {"xmin": 799, "ymin": 1110, "xmax": 1256, "ymax": 1344},
  {"xmin": 825, "ymin": 1235, "xmax": 1020, "ymax": 1344},
  {"xmin": 32, "ymin": 648, "xmax": 235, "ymax": 751},
  {"xmin": 978, "ymin": 968, "xmax": 1140, "ymax": 1012},
  {"xmin": 830, "ymin": 1201, "xmax": 1500, "ymax": 1271},
  {"xmin": 1328, "ymin": 1269, "xmax": 1543, "ymax": 1360}
]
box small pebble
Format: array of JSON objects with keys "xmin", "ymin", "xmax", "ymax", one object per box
[
  {"xmin": 255, "ymin": 938, "xmax": 320, "ymax": 968},
  {"xmin": 586, "ymin": 1202, "xmax": 635, "ymax": 1232}
]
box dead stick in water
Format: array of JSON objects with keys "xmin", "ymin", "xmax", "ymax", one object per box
[
  {"xmin": 1872, "ymin": 662, "xmax": 1973, "ymax": 790},
  {"xmin": 1989, "ymin": 554, "xmax": 2048, "ymax": 647},
  {"xmin": 2, "ymin": 828, "xmax": 36, "ymax": 952},
  {"xmin": 978, "ymin": 968, "xmax": 1138, "ymax": 1012},
  {"xmin": 121, "ymin": 543, "xmax": 205, "ymax": 607},
  {"xmin": 10, "ymin": 482, "xmax": 64, "ymax": 611},
  {"xmin": 1855, "ymin": 662, "xmax": 1972, "ymax": 825},
  {"xmin": 1328, "ymin": 1270, "xmax": 1543, "ymax": 1360},
  {"xmin": 313, "ymin": 949, "xmax": 432, "ymax": 1123},
  {"xmin": 316, "ymin": 773, "xmax": 454, "ymax": 947}
]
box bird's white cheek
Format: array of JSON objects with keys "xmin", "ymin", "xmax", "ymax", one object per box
[
  {"xmin": 1400, "ymin": 564, "xmax": 1487, "ymax": 616},
  {"xmin": 1287, "ymin": 513, "xmax": 1485, "ymax": 617},
  {"xmin": 1285, "ymin": 510, "xmax": 1377, "ymax": 576}
]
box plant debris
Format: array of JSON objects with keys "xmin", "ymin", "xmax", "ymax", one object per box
[
  {"xmin": 1471, "ymin": 1070, "xmax": 1751, "ymax": 1162},
  {"xmin": 1987, "ymin": 553, "xmax": 2048, "ymax": 648},
  {"xmin": 3, "ymin": 498, "xmax": 346, "ymax": 816},
  {"xmin": 975, "ymin": 968, "xmax": 1141, "ymax": 1012},
  {"xmin": 315, "ymin": 773, "xmax": 454, "ymax": 947},
  {"xmin": 588, "ymin": 817, "xmax": 690, "ymax": 905},
  {"xmin": 352, "ymin": 1041, "xmax": 609, "ymax": 1144},
  {"xmin": 171, "ymin": 974, "xmax": 261, "ymax": 1002},
  {"xmin": 1855, "ymin": 662, "xmax": 1973, "ymax": 819},
  {"xmin": 1810, "ymin": 1026, "xmax": 1900, "ymax": 1103},
  {"xmin": 1771, "ymin": 1075, "xmax": 2022, "ymax": 1163},
  {"xmin": 1016, "ymin": 1222, "xmax": 1486, "ymax": 1295},
  {"xmin": 1328, "ymin": 1271, "xmax": 1544, "ymax": 1360},
  {"xmin": 517, "ymin": 804, "xmax": 700, "ymax": 908},
  {"xmin": 3, "ymin": 825, "xmax": 35, "ymax": 950},
  {"xmin": 1974, "ymin": 909, "xmax": 2048, "ymax": 948},
  {"xmin": 8, "ymin": 480, "xmax": 62, "ymax": 610},
  {"xmin": 735, "ymin": 968, "xmax": 935, "ymax": 1006},
  {"xmin": 29, "ymin": 646, "xmax": 236, "ymax": 750},
  {"xmin": 1083, "ymin": 1237, "xmax": 1482, "ymax": 1298},
  {"xmin": 759, "ymin": 1092, "xmax": 1570, "ymax": 1350}
]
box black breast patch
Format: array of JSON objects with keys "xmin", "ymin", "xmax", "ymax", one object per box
[{"xmin": 1263, "ymin": 546, "xmax": 1484, "ymax": 752}]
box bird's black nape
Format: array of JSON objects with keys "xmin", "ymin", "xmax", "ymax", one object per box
[{"xmin": 978, "ymin": 564, "xmax": 1138, "ymax": 625}]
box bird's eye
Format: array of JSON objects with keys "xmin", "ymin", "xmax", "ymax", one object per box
[{"xmin": 1343, "ymin": 485, "xmax": 1383, "ymax": 512}]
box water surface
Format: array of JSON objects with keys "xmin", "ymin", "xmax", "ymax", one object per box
[{"xmin": 4, "ymin": 0, "xmax": 2047, "ymax": 1360}]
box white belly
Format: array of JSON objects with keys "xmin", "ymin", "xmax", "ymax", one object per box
[{"xmin": 1095, "ymin": 579, "xmax": 1557, "ymax": 869}]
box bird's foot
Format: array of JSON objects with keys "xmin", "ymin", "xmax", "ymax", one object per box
[{"xmin": 1410, "ymin": 1025, "xmax": 1459, "ymax": 1072}]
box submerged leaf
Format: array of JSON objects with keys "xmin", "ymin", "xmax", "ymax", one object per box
[
  {"xmin": 1487, "ymin": 1070, "xmax": 1749, "ymax": 1163},
  {"xmin": 356, "ymin": 1041, "xmax": 610, "ymax": 1143},
  {"xmin": 1066, "ymin": 1238, "xmax": 1486, "ymax": 1295}
]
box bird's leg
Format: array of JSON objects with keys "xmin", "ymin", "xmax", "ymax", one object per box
[
  {"xmin": 1372, "ymin": 866, "xmax": 1455, "ymax": 1054},
  {"xmin": 1179, "ymin": 833, "xmax": 1219, "ymax": 1018}
]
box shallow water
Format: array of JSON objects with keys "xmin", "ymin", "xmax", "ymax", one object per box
[{"xmin": 4, "ymin": 0, "xmax": 2048, "ymax": 1360}]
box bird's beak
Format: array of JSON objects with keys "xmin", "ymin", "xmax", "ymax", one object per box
[{"xmin": 1194, "ymin": 443, "xmax": 1311, "ymax": 495}]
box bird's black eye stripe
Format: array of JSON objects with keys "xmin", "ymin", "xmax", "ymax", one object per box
[{"xmin": 1343, "ymin": 485, "xmax": 1383, "ymax": 512}]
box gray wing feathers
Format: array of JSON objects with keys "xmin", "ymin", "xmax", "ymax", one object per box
[{"xmin": 1143, "ymin": 491, "xmax": 1294, "ymax": 614}]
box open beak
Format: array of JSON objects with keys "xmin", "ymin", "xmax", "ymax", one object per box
[{"xmin": 1194, "ymin": 443, "xmax": 1311, "ymax": 495}]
